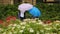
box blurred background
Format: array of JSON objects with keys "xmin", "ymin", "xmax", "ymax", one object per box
[{"xmin": 0, "ymin": 0, "xmax": 60, "ymax": 21}]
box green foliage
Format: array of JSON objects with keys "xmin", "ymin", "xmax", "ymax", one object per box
[
  {"xmin": 35, "ymin": 3, "xmax": 60, "ymax": 21},
  {"xmin": 0, "ymin": 4, "xmax": 18, "ymax": 20},
  {"xmin": 0, "ymin": 3, "xmax": 60, "ymax": 21}
]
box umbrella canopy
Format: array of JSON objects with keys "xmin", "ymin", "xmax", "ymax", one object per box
[
  {"xmin": 28, "ymin": 7, "xmax": 41, "ymax": 17},
  {"xmin": 18, "ymin": 3, "xmax": 33, "ymax": 12}
]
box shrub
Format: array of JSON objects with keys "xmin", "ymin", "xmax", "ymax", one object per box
[
  {"xmin": 0, "ymin": 4, "xmax": 18, "ymax": 20},
  {"xmin": 35, "ymin": 3, "xmax": 60, "ymax": 21},
  {"xmin": 0, "ymin": 3, "xmax": 60, "ymax": 21}
]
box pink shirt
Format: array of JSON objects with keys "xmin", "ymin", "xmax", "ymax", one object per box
[
  {"xmin": 18, "ymin": 3, "xmax": 33, "ymax": 17},
  {"xmin": 18, "ymin": 3, "xmax": 33, "ymax": 12}
]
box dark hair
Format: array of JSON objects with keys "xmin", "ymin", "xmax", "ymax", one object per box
[{"xmin": 24, "ymin": 2, "xmax": 28, "ymax": 3}]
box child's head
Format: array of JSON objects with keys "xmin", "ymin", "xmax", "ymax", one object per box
[{"xmin": 24, "ymin": 2, "xmax": 29, "ymax": 3}]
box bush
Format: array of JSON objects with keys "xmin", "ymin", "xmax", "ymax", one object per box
[
  {"xmin": 35, "ymin": 3, "xmax": 60, "ymax": 21},
  {"xmin": 0, "ymin": 4, "xmax": 18, "ymax": 20},
  {"xmin": 0, "ymin": 3, "xmax": 60, "ymax": 21}
]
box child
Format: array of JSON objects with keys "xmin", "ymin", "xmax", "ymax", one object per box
[
  {"xmin": 18, "ymin": 3, "xmax": 33, "ymax": 21},
  {"xmin": 18, "ymin": 3, "xmax": 41, "ymax": 21}
]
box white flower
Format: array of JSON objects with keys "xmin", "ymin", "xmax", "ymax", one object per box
[
  {"xmin": 9, "ymin": 32, "xmax": 12, "ymax": 34},
  {"xmin": 8, "ymin": 26, "xmax": 12, "ymax": 29},
  {"xmin": 17, "ymin": 25, "xmax": 20, "ymax": 27},
  {"xmin": 3, "ymin": 32, "xmax": 6, "ymax": 34},
  {"xmin": 21, "ymin": 26, "xmax": 25, "ymax": 29},
  {"xmin": 31, "ymin": 21, "xmax": 36, "ymax": 23},
  {"xmin": 55, "ymin": 20, "xmax": 60, "ymax": 23},
  {"xmin": 26, "ymin": 25, "xmax": 30, "ymax": 27},
  {"xmin": 19, "ymin": 30, "xmax": 24, "ymax": 33},
  {"xmin": 43, "ymin": 24, "xmax": 48, "ymax": 26},
  {"xmin": 13, "ymin": 31, "xmax": 17, "ymax": 34},
  {"xmin": 35, "ymin": 18, "xmax": 39, "ymax": 20},
  {"xmin": 58, "ymin": 28, "xmax": 60, "ymax": 30},
  {"xmin": 8, "ymin": 24, "xmax": 13, "ymax": 26},
  {"xmin": 56, "ymin": 24, "xmax": 59, "ymax": 26},
  {"xmin": 20, "ymin": 22, "xmax": 26, "ymax": 25},
  {"xmin": 12, "ymin": 24, "xmax": 17, "ymax": 27},
  {"xmin": 17, "ymin": 25, "xmax": 21, "ymax": 28},
  {"xmin": 48, "ymin": 23, "xmax": 52, "ymax": 25},
  {"xmin": 24, "ymin": 19, "xmax": 30, "ymax": 21},
  {"xmin": 45, "ymin": 28, "xmax": 51, "ymax": 30},
  {"xmin": 27, "ymin": 19, "xmax": 31, "ymax": 20},
  {"xmin": 29, "ymin": 28, "xmax": 34, "ymax": 32},
  {"xmin": 0, "ymin": 28, "xmax": 2, "ymax": 31},
  {"xmin": 36, "ymin": 22, "xmax": 43, "ymax": 25},
  {"xmin": 36, "ymin": 31, "xmax": 39, "ymax": 34},
  {"xmin": 0, "ymin": 29, "xmax": 4, "ymax": 32},
  {"xmin": 38, "ymin": 20, "xmax": 43, "ymax": 23},
  {"xmin": 40, "ymin": 30, "xmax": 44, "ymax": 32},
  {"xmin": 38, "ymin": 20, "xmax": 42, "ymax": 22},
  {"xmin": 39, "ymin": 22, "xmax": 43, "ymax": 24},
  {"xmin": 12, "ymin": 27, "xmax": 15, "ymax": 30},
  {"xmin": 30, "ymin": 19, "xmax": 36, "ymax": 22},
  {"xmin": 29, "ymin": 22, "xmax": 31, "ymax": 23}
]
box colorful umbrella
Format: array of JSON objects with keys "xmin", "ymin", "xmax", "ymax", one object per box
[{"xmin": 28, "ymin": 7, "xmax": 41, "ymax": 17}]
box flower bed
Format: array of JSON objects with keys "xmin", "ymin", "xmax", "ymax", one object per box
[
  {"xmin": 0, "ymin": 18, "xmax": 60, "ymax": 34},
  {"xmin": 0, "ymin": 3, "xmax": 60, "ymax": 34}
]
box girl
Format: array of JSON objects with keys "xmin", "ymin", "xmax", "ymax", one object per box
[{"xmin": 18, "ymin": 3, "xmax": 41, "ymax": 21}]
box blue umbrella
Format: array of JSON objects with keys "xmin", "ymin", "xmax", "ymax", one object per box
[{"xmin": 28, "ymin": 7, "xmax": 41, "ymax": 17}]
